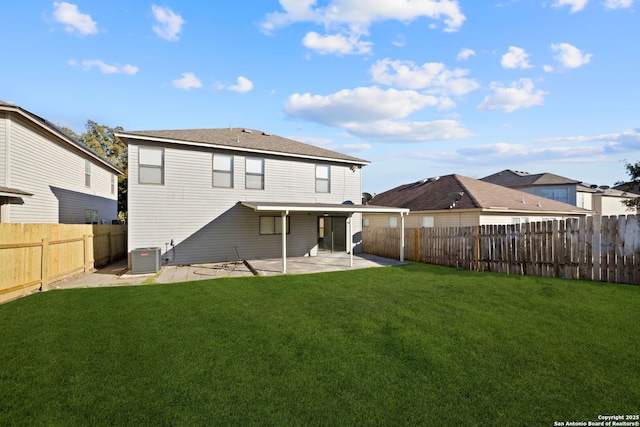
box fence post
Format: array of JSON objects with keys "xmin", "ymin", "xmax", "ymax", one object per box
[
  {"xmin": 83, "ymin": 234, "xmax": 91, "ymax": 272},
  {"xmin": 474, "ymin": 226, "xmax": 480, "ymax": 271},
  {"xmin": 593, "ymin": 215, "xmax": 601, "ymax": 281},
  {"xmin": 41, "ymin": 238, "xmax": 49, "ymax": 291}
]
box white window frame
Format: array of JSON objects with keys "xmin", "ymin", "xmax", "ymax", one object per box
[
  {"xmin": 213, "ymin": 153, "xmax": 234, "ymax": 188},
  {"xmin": 246, "ymin": 157, "xmax": 264, "ymax": 190},
  {"xmin": 315, "ymin": 165, "xmax": 331, "ymax": 193},
  {"xmin": 85, "ymin": 209, "xmax": 98, "ymax": 224},
  {"xmin": 421, "ymin": 216, "xmax": 434, "ymax": 228},
  {"xmin": 388, "ymin": 216, "xmax": 398, "ymax": 228},
  {"xmin": 85, "ymin": 160, "xmax": 91, "ymax": 188},
  {"xmin": 139, "ymin": 147, "xmax": 164, "ymax": 185},
  {"xmin": 111, "ymin": 174, "xmax": 116, "ymax": 195},
  {"xmin": 259, "ymin": 216, "xmax": 290, "ymax": 235}
]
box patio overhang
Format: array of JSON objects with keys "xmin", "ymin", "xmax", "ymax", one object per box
[
  {"xmin": 240, "ymin": 201, "xmax": 409, "ymax": 273},
  {"xmin": 0, "ymin": 186, "xmax": 32, "ymax": 198}
]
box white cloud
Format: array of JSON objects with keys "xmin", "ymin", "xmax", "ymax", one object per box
[
  {"xmin": 477, "ymin": 78, "xmax": 547, "ymax": 113},
  {"xmin": 604, "ymin": 0, "xmax": 633, "ymax": 8},
  {"xmin": 52, "ymin": 2, "xmax": 97, "ymax": 35},
  {"xmin": 551, "ymin": 42, "xmax": 592, "ymax": 68},
  {"xmin": 69, "ymin": 59, "xmax": 139, "ymax": 75},
  {"xmin": 262, "ymin": 0, "xmax": 466, "ymax": 55},
  {"xmin": 285, "ymin": 86, "xmax": 472, "ymax": 142},
  {"xmin": 501, "ymin": 46, "xmax": 532, "ymax": 69},
  {"xmin": 302, "ymin": 31, "xmax": 372, "ymax": 55},
  {"xmin": 551, "ymin": 0, "xmax": 589, "ymax": 12},
  {"xmin": 151, "ymin": 5, "xmax": 185, "ymax": 41},
  {"xmin": 285, "ymin": 86, "xmax": 439, "ymax": 126},
  {"xmin": 543, "ymin": 64, "xmax": 554, "ymax": 72},
  {"xmin": 172, "ymin": 72, "xmax": 202, "ymax": 90},
  {"xmin": 344, "ymin": 120, "xmax": 473, "ymax": 142},
  {"xmin": 370, "ymin": 58, "xmax": 480, "ymax": 96},
  {"xmin": 457, "ymin": 48, "xmax": 476, "ymax": 61},
  {"xmin": 228, "ymin": 76, "xmax": 254, "ymax": 93}
]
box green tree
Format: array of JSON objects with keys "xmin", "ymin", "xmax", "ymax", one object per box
[
  {"xmin": 619, "ymin": 161, "xmax": 640, "ymax": 211},
  {"xmin": 62, "ymin": 121, "xmax": 128, "ymax": 219}
]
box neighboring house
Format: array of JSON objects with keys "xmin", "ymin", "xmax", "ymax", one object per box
[
  {"xmin": 365, "ymin": 174, "xmax": 592, "ymax": 229},
  {"xmin": 481, "ymin": 169, "xmax": 635, "ymax": 216},
  {"xmin": 116, "ymin": 128, "xmax": 408, "ymax": 271},
  {"xmin": 0, "ymin": 101, "xmax": 121, "ymax": 223}
]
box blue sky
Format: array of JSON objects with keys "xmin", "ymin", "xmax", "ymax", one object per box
[{"xmin": 2, "ymin": 1, "xmax": 639, "ymax": 194}]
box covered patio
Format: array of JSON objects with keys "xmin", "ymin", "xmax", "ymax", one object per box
[{"xmin": 241, "ymin": 201, "xmax": 410, "ymax": 273}]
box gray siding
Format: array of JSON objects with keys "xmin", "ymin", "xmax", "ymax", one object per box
[
  {"xmin": 128, "ymin": 142, "xmax": 363, "ymax": 264},
  {"xmin": 3, "ymin": 115, "xmax": 117, "ymax": 223}
]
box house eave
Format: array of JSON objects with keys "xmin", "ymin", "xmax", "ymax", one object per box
[
  {"xmin": 241, "ymin": 201, "xmax": 409, "ymax": 215},
  {"xmin": 1, "ymin": 104, "xmax": 123, "ymax": 175},
  {"xmin": 116, "ymin": 132, "xmax": 370, "ymax": 166}
]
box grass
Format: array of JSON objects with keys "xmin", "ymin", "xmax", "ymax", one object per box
[{"xmin": 1, "ymin": 263, "xmax": 639, "ymax": 426}]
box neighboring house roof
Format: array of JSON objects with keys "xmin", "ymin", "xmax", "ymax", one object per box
[
  {"xmin": 0, "ymin": 100, "xmax": 122, "ymax": 175},
  {"xmin": 370, "ymin": 174, "xmax": 591, "ymax": 214},
  {"xmin": 0, "ymin": 185, "xmax": 33, "ymax": 198},
  {"xmin": 613, "ymin": 182, "xmax": 640, "ymax": 196},
  {"xmin": 116, "ymin": 128, "xmax": 369, "ymax": 165},
  {"xmin": 481, "ymin": 169, "xmax": 581, "ymax": 187}
]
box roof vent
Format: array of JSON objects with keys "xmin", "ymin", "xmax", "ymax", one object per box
[
  {"xmin": 262, "ymin": 131, "xmax": 271, "ymax": 136},
  {"xmin": 242, "ymin": 129, "xmax": 252, "ymax": 133}
]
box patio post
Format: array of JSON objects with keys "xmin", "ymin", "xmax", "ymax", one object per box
[
  {"xmin": 282, "ymin": 210, "xmax": 288, "ymax": 273},
  {"xmin": 348, "ymin": 214, "xmax": 353, "ymax": 267},
  {"xmin": 400, "ymin": 213, "xmax": 405, "ymax": 262}
]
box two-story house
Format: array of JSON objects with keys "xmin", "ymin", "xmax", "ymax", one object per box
[
  {"xmin": 480, "ymin": 169, "xmax": 635, "ymax": 215},
  {"xmin": 0, "ymin": 101, "xmax": 121, "ymax": 223},
  {"xmin": 116, "ymin": 128, "xmax": 407, "ymax": 271}
]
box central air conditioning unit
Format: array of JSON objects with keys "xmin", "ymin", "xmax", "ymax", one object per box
[{"xmin": 130, "ymin": 247, "xmax": 161, "ymax": 274}]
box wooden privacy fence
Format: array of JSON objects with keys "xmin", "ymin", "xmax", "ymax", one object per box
[
  {"xmin": 0, "ymin": 223, "xmax": 127, "ymax": 303},
  {"xmin": 362, "ymin": 215, "xmax": 640, "ymax": 285}
]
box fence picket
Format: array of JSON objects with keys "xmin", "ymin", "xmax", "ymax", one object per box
[{"xmin": 362, "ymin": 215, "xmax": 640, "ymax": 286}]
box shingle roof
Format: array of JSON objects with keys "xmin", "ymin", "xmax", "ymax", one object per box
[
  {"xmin": 117, "ymin": 128, "xmax": 368, "ymax": 164},
  {"xmin": 481, "ymin": 169, "xmax": 580, "ymax": 187},
  {"xmin": 370, "ymin": 174, "xmax": 591, "ymax": 213}
]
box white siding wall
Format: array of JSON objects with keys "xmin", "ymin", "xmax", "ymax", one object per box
[
  {"xmin": 5, "ymin": 115, "xmax": 117, "ymax": 223},
  {"xmin": 595, "ymin": 195, "xmax": 636, "ymax": 216},
  {"xmin": 128, "ymin": 142, "xmax": 363, "ymax": 264},
  {"xmin": 0, "ymin": 113, "xmax": 6, "ymax": 187}
]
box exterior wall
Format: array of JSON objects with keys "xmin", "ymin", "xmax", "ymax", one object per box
[
  {"xmin": 595, "ymin": 195, "xmax": 637, "ymax": 216},
  {"xmin": 576, "ymin": 191, "xmax": 593, "ymax": 210},
  {"xmin": 519, "ymin": 185, "xmax": 578, "ymax": 206},
  {"xmin": 363, "ymin": 210, "xmax": 589, "ymax": 231},
  {"xmin": 128, "ymin": 141, "xmax": 364, "ymax": 264},
  {"xmin": 3, "ymin": 114, "xmax": 118, "ymax": 223},
  {"xmin": 0, "ymin": 112, "xmax": 6, "ymax": 187}
]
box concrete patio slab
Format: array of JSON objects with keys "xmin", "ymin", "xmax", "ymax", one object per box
[{"xmin": 51, "ymin": 252, "xmax": 404, "ymax": 290}]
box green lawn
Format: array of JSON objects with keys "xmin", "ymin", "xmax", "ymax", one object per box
[{"xmin": 1, "ymin": 263, "xmax": 638, "ymax": 426}]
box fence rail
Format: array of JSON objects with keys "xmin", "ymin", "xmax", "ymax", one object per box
[
  {"xmin": 362, "ymin": 215, "xmax": 640, "ymax": 285},
  {"xmin": 0, "ymin": 224, "xmax": 127, "ymax": 303}
]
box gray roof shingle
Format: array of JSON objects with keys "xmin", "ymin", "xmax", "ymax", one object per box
[
  {"xmin": 480, "ymin": 169, "xmax": 580, "ymax": 187},
  {"xmin": 118, "ymin": 128, "xmax": 368, "ymax": 164},
  {"xmin": 371, "ymin": 174, "xmax": 590, "ymax": 213}
]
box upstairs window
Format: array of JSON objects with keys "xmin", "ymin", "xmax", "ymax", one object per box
[
  {"xmin": 85, "ymin": 160, "xmax": 91, "ymax": 188},
  {"xmin": 540, "ymin": 188, "xmax": 569, "ymax": 204},
  {"xmin": 111, "ymin": 174, "xmax": 116, "ymax": 195},
  {"xmin": 246, "ymin": 158, "xmax": 264, "ymax": 190},
  {"xmin": 213, "ymin": 154, "xmax": 233, "ymax": 188},
  {"xmin": 139, "ymin": 147, "xmax": 164, "ymax": 185},
  {"xmin": 316, "ymin": 165, "xmax": 330, "ymax": 193},
  {"xmin": 388, "ymin": 216, "xmax": 398, "ymax": 228}
]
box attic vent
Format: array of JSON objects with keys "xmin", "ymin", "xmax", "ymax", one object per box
[
  {"xmin": 242, "ymin": 129, "xmax": 252, "ymax": 133},
  {"xmin": 262, "ymin": 132, "xmax": 271, "ymax": 136}
]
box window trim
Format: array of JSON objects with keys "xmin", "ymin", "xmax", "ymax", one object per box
[
  {"xmin": 85, "ymin": 160, "xmax": 91, "ymax": 188},
  {"xmin": 245, "ymin": 157, "xmax": 264, "ymax": 190},
  {"xmin": 315, "ymin": 164, "xmax": 331, "ymax": 193},
  {"xmin": 138, "ymin": 146, "xmax": 165, "ymax": 185},
  {"xmin": 213, "ymin": 153, "xmax": 234, "ymax": 188},
  {"xmin": 111, "ymin": 174, "xmax": 116, "ymax": 195},
  {"xmin": 259, "ymin": 216, "xmax": 290, "ymax": 235}
]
